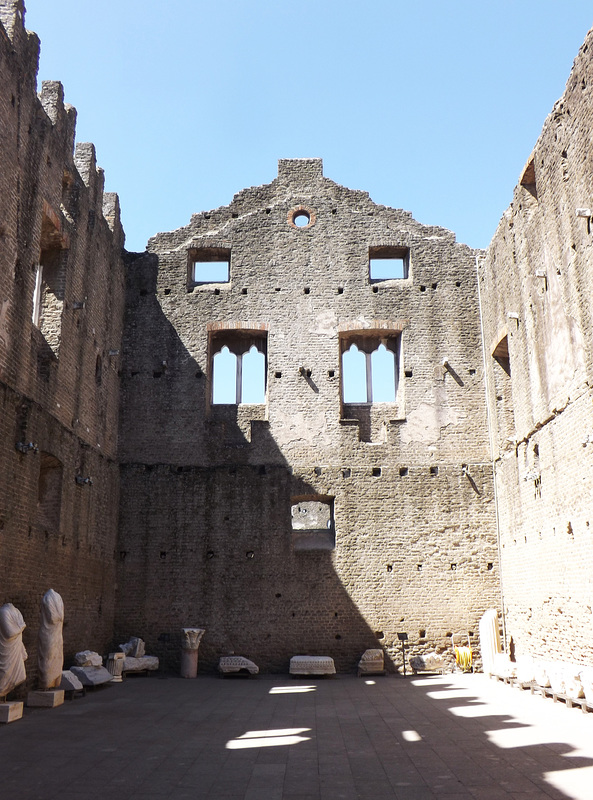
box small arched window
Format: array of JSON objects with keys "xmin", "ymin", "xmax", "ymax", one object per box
[
  {"xmin": 371, "ymin": 344, "xmax": 396, "ymax": 402},
  {"xmin": 241, "ymin": 345, "xmax": 266, "ymax": 403},
  {"xmin": 37, "ymin": 452, "xmax": 63, "ymax": 531},
  {"xmin": 213, "ymin": 346, "xmax": 238, "ymax": 403}
]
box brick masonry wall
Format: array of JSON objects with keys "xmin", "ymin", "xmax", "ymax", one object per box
[
  {"xmin": 479, "ymin": 27, "xmax": 593, "ymax": 666},
  {"xmin": 118, "ymin": 158, "xmax": 500, "ymax": 673},
  {"xmin": 9, "ymin": 2, "xmax": 593, "ymax": 681},
  {"xmin": 0, "ymin": 2, "xmax": 125, "ymax": 691}
]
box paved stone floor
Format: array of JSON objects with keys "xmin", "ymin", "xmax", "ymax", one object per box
[{"xmin": 1, "ymin": 672, "xmax": 593, "ymax": 799}]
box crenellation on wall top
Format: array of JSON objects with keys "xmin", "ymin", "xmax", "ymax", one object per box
[
  {"xmin": 39, "ymin": 80, "xmax": 65, "ymax": 125},
  {"xmin": 74, "ymin": 141, "xmax": 97, "ymax": 188},
  {"xmin": 0, "ymin": 0, "xmax": 24, "ymax": 42},
  {"xmin": 103, "ymin": 192, "xmax": 123, "ymax": 237},
  {"xmin": 64, "ymin": 105, "xmax": 77, "ymax": 156}
]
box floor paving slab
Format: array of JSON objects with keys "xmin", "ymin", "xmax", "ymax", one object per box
[{"xmin": 2, "ymin": 673, "xmax": 593, "ymax": 799}]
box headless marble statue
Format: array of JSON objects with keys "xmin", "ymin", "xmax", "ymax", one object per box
[
  {"xmin": 38, "ymin": 589, "xmax": 64, "ymax": 690},
  {"xmin": 0, "ymin": 604, "xmax": 27, "ymax": 697}
]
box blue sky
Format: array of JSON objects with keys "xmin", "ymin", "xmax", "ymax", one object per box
[{"xmin": 24, "ymin": 1, "xmax": 593, "ymax": 253}]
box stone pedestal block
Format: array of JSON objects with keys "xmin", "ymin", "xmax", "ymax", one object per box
[
  {"xmin": 123, "ymin": 655, "xmax": 159, "ymax": 673},
  {"xmin": 0, "ymin": 701, "xmax": 23, "ymax": 723},
  {"xmin": 27, "ymin": 689, "xmax": 64, "ymax": 708}
]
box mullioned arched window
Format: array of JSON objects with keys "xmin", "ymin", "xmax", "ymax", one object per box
[
  {"xmin": 341, "ymin": 335, "xmax": 400, "ymax": 404},
  {"xmin": 211, "ymin": 333, "xmax": 267, "ymax": 405}
]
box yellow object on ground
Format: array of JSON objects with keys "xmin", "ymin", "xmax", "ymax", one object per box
[{"xmin": 454, "ymin": 646, "xmax": 473, "ymax": 672}]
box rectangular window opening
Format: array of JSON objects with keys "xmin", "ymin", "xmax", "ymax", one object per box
[
  {"xmin": 291, "ymin": 496, "xmax": 335, "ymax": 551},
  {"xmin": 369, "ymin": 246, "xmax": 409, "ymax": 282},
  {"xmin": 189, "ymin": 247, "xmax": 231, "ymax": 285}
]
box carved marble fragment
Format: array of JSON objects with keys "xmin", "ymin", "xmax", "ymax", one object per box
[
  {"xmin": 357, "ymin": 649, "xmax": 384, "ymax": 675},
  {"xmin": 119, "ymin": 637, "xmax": 145, "ymax": 658},
  {"xmin": 289, "ymin": 655, "xmax": 335, "ymax": 675},
  {"xmin": 218, "ymin": 656, "xmax": 259, "ymax": 675},
  {"xmin": 0, "ymin": 603, "xmax": 27, "ymax": 697},
  {"xmin": 409, "ymin": 652, "xmax": 446, "ymax": 673},
  {"xmin": 38, "ymin": 589, "xmax": 64, "ymax": 690}
]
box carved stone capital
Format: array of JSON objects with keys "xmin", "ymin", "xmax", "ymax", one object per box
[{"xmin": 181, "ymin": 628, "xmax": 205, "ymax": 650}]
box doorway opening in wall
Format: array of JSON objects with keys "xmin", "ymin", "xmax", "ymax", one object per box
[
  {"xmin": 491, "ymin": 333, "xmax": 515, "ymax": 446},
  {"xmin": 290, "ymin": 496, "xmax": 335, "ymax": 551},
  {"xmin": 369, "ymin": 246, "xmax": 409, "ymax": 282}
]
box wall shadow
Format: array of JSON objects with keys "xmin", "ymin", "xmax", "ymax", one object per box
[{"xmin": 116, "ymin": 252, "xmax": 395, "ymax": 675}]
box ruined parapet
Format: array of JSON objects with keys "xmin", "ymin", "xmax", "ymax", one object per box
[{"xmin": 103, "ymin": 192, "xmax": 123, "ymax": 239}]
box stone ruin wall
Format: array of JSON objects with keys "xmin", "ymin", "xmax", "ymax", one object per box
[
  {"xmin": 4, "ymin": 0, "xmax": 593, "ymax": 681},
  {"xmin": 117, "ymin": 158, "xmax": 500, "ymax": 673},
  {"xmin": 0, "ymin": 1, "xmax": 125, "ymax": 688},
  {"xmin": 479, "ymin": 27, "xmax": 593, "ymax": 666}
]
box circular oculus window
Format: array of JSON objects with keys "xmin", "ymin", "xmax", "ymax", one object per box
[{"xmin": 288, "ymin": 206, "xmax": 316, "ymax": 229}]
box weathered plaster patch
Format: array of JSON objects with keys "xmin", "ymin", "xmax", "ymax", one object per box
[
  {"xmin": 400, "ymin": 390, "xmax": 467, "ymax": 445},
  {"xmin": 312, "ymin": 310, "xmax": 337, "ymax": 336},
  {"xmin": 271, "ymin": 408, "xmax": 332, "ymax": 449}
]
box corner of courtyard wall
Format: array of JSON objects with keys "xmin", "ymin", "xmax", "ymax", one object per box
[{"xmin": 475, "ymin": 249, "xmax": 507, "ymax": 651}]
